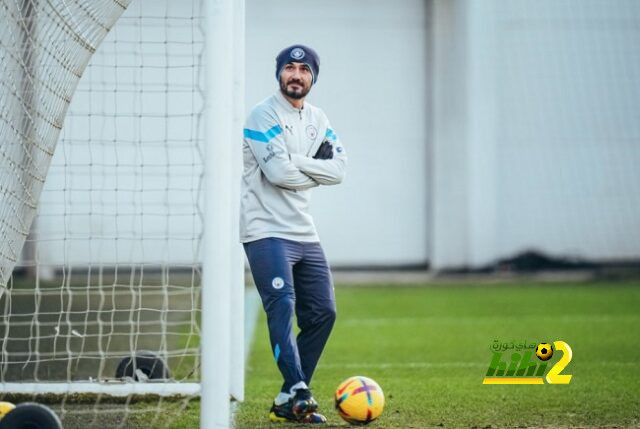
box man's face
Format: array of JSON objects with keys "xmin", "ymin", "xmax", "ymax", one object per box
[{"xmin": 279, "ymin": 62, "xmax": 313, "ymax": 100}]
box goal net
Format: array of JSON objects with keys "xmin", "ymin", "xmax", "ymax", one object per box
[{"xmin": 0, "ymin": 0, "xmax": 243, "ymax": 427}]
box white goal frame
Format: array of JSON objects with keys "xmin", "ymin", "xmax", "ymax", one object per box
[{"xmin": 0, "ymin": 1, "xmax": 245, "ymax": 428}]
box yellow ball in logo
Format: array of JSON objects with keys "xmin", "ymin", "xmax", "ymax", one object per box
[
  {"xmin": 536, "ymin": 343, "xmax": 554, "ymax": 361},
  {"xmin": 0, "ymin": 401, "xmax": 16, "ymax": 420},
  {"xmin": 335, "ymin": 376, "xmax": 384, "ymax": 425}
]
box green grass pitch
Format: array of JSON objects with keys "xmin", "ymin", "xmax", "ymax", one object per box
[
  {"xmin": 9, "ymin": 279, "xmax": 636, "ymax": 428},
  {"xmin": 233, "ymin": 281, "xmax": 640, "ymax": 428}
]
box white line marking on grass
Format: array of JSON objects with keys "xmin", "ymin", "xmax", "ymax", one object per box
[
  {"xmin": 339, "ymin": 313, "xmax": 639, "ymax": 326},
  {"xmin": 317, "ymin": 361, "xmax": 640, "ymax": 370},
  {"xmin": 317, "ymin": 362, "xmax": 486, "ymax": 369}
]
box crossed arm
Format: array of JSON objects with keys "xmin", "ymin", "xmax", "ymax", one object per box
[
  {"xmin": 290, "ymin": 134, "xmax": 347, "ymax": 186},
  {"xmin": 244, "ymin": 110, "xmax": 347, "ymax": 190}
]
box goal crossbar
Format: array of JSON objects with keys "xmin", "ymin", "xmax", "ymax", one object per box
[{"xmin": 0, "ymin": 382, "xmax": 201, "ymax": 397}]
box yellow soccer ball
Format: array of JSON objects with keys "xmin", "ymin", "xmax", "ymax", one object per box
[
  {"xmin": 335, "ymin": 376, "xmax": 384, "ymax": 425},
  {"xmin": 536, "ymin": 343, "xmax": 554, "ymax": 361},
  {"xmin": 0, "ymin": 401, "xmax": 16, "ymax": 420}
]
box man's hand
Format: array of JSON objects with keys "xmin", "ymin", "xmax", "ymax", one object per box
[{"xmin": 313, "ymin": 140, "xmax": 333, "ymax": 160}]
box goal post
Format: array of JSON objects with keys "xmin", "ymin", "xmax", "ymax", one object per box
[
  {"xmin": 202, "ymin": 0, "xmax": 245, "ymax": 425},
  {"xmin": 0, "ymin": 0, "xmax": 245, "ymax": 427},
  {"xmin": 229, "ymin": 0, "xmax": 246, "ymax": 404}
]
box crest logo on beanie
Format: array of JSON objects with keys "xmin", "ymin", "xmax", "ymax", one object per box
[{"xmin": 290, "ymin": 47, "xmax": 305, "ymax": 60}]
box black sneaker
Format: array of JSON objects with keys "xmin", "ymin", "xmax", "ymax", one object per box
[
  {"xmin": 269, "ymin": 400, "xmax": 326, "ymax": 424},
  {"xmin": 269, "ymin": 400, "xmax": 296, "ymax": 423},
  {"xmin": 291, "ymin": 388, "xmax": 319, "ymax": 419}
]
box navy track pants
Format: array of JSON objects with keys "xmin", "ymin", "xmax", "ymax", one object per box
[{"xmin": 243, "ymin": 237, "xmax": 336, "ymax": 393}]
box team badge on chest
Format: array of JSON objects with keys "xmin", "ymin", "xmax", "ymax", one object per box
[{"xmin": 305, "ymin": 125, "xmax": 318, "ymax": 141}]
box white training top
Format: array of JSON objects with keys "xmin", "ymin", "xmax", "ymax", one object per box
[{"xmin": 240, "ymin": 90, "xmax": 347, "ymax": 243}]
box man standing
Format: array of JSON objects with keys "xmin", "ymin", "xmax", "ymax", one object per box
[{"xmin": 240, "ymin": 44, "xmax": 347, "ymax": 424}]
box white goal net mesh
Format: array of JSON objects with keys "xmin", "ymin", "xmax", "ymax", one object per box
[
  {"xmin": 1, "ymin": 0, "xmax": 207, "ymax": 426},
  {"xmin": 0, "ymin": 0, "xmax": 131, "ymax": 290}
]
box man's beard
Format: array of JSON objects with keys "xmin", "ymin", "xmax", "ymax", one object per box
[{"xmin": 280, "ymin": 78, "xmax": 311, "ymax": 100}]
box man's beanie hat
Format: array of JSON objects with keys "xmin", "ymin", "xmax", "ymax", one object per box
[{"xmin": 275, "ymin": 44, "xmax": 320, "ymax": 84}]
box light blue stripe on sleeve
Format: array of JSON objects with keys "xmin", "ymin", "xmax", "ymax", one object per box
[
  {"xmin": 325, "ymin": 128, "xmax": 337, "ymax": 141},
  {"xmin": 244, "ymin": 124, "xmax": 283, "ymax": 143}
]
